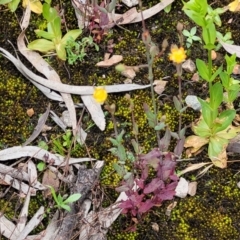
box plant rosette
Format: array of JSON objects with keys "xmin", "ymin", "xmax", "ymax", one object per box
[{"xmin": 184, "ymin": 114, "xmax": 240, "ymax": 168}]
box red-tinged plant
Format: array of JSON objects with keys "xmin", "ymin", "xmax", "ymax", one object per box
[{"xmin": 117, "ymin": 148, "xmax": 179, "ymax": 217}]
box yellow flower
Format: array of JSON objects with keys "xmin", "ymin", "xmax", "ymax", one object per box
[
  {"xmin": 169, "ymin": 46, "xmax": 187, "ymax": 64},
  {"xmin": 228, "ymin": 0, "xmax": 240, "ymax": 12},
  {"xmin": 93, "ymin": 87, "xmax": 108, "ymax": 104},
  {"xmin": 22, "ymin": 0, "xmax": 43, "ymax": 14}
]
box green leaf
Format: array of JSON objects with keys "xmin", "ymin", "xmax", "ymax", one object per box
[
  {"xmin": 64, "ymin": 193, "xmax": 81, "ymax": 204},
  {"xmin": 57, "ymin": 193, "xmax": 63, "ymax": 204},
  {"xmin": 8, "ymin": 0, "xmax": 20, "ymax": 12},
  {"xmin": 154, "ymin": 122, "xmax": 165, "ymax": 131},
  {"xmin": 107, "ymin": 0, "xmax": 117, "ymax": 12},
  {"xmin": 198, "ymin": 98, "xmax": 217, "ymax": 128},
  {"xmin": 228, "ymin": 89, "xmax": 239, "ymax": 102},
  {"xmin": 173, "ymin": 96, "xmax": 182, "ymax": 111},
  {"xmin": 213, "ymin": 109, "xmax": 236, "ymax": 133},
  {"xmin": 38, "ymin": 140, "xmax": 48, "ymax": 150},
  {"xmin": 208, "ymin": 136, "xmax": 228, "ymax": 158},
  {"xmin": 37, "ymin": 162, "xmax": 46, "ymax": 172},
  {"xmin": 60, "ymin": 204, "xmax": 71, "ymax": 212},
  {"xmin": 182, "ymin": 30, "xmax": 190, "ymax": 37},
  {"xmin": 61, "ymin": 29, "xmax": 82, "ymax": 46},
  {"xmin": 183, "ymin": 0, "xmax": 208, "ymax": 16},
  {"xmin": 219, "ymin": 71, "xmax": 229, "ymax": 89},
  {"xmin": 196, "ymin": 59, "xmax": 210, "ymax": 81},
  {"xmin": 225, "ymin": 54, "xmax": 236, "ymax": 75},
  {"xmin": 56, "ymin": 43, "xmax": 66, "ymax": 60},
  {"xmin": 113, "ymin": 163, "xmax": 125, "ymax": 177},
  {"xmin": 210, "ymin": 82, "xmax": 223, "ymax": 110},
  {"xmin": 108, "ymin": 137, "xmax": 118, "ymax": 146},
  {"xmin": 117, "ymin": 144, "xmax": 127, "ymax": 162},
  {"xmin": 35, "ymin": 29, "xmax": 54, "ymax": 40},
  {"xmin": 202, "ymin": 21, "xmax": 216, "ymax": 46},
  {"xmin": 28, "ymin": 39, "xmax": 55, "ymax": 52},
  {"xmin": 183, "ymin": 10, "xmax": 206, "ymax": 27},
  {"xmin": 164, "ymin": 3, "xmax": 172, "ymax": 13},
  {"xmin": 192, "ymin": 118, "xmax": 211, "ymax": 137},
  {"xmin": 190, "ymin": 26, "xmax": 197, "ymax": 35},
  {"xmin": 51, "ymin": 17, "xmax": 62, "ymax": 39},
  {"xmin": 0, "ymin": 0, "xmax": 12, "ymax": 4},
  {"xmin": 210, "ymin": 65, "xmax": 222, "ymax": 82}
]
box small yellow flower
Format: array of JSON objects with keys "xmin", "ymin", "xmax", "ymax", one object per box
[
  {"xmin": 93, "ymin": 87, "xmax": 108, "ymax": 104},
  {"xmin": 169, "ymin": 46, "xmax": 187, "ymax": 64},
  {"xmin": 228, "ymin": 0, "xmax": 240, "ymax": 12}
]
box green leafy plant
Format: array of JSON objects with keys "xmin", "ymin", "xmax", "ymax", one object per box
[
  {"xmin": 0, "ymin": 0, "xmax": 20, "ymax": 12},
  {"xmin": 27, "ymin": 2, "xmax": 82, "ymax": 60},
  {"xmin": 48, "ymin": 185, "xmax": 81, "ymax": 212},
  {"xmin": 183, "ymin": 0, "xmax": 240, "ymax": 168},
  {"xmin": 182, "ymin": 26, "xmax": 202, "ymax": 48},
  {"xmin": 65, "ymin": 36, "xmax": 99, "ymax": 65}
]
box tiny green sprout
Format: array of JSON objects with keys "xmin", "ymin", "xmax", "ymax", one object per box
[
  {"xmin": 182, "ymin": 26, "xmax": 202, "ymax": 48},
  {"xmin": 215, "ymin": 31, "xmax": 234, "ymax": 51},
  {"xmin": 37, "ymin": 161, "xmax": 46, "ymax": 172},
  {"xmin": 38, "ymin": 140, "xmax": 48, "ymax": 150},
  {"xmin": 48, "ymin": 185, "xmax": 81, "ymax": 212}
]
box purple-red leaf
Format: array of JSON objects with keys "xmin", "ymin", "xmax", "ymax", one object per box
[{"xmin": 144, "ymin": 178, "xmax": 164, "ymax": 194}]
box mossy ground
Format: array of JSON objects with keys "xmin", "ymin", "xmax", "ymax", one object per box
[{"xmin": 0, "ymin": 0, "xmax": 240, "ymax": 239}]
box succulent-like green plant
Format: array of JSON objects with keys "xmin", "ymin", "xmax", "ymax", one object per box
[{"xmin": 28, "ymin": 2, "xmax": 82, "ymax": 60}]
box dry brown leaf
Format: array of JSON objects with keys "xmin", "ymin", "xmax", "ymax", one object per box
[
  {"xmin": 108, "ymin": 0, "xmax": 175, "ymax": 24},
  {"xmin": 188, "ymin": 181, "xmax": 197, "ymax": 196},
  {"xmin": 96, "ymin": 55, "xmax": 123, "ymax": 67},
  {"xmin": 121, "ymin": 68, "xmax": 136, "ymax": 79},
  {"xmin": 27, "ymin": 108, "xmax": 34, "ymax": 117},
  {"xmin": 111, "ymin": 7, "xmax": 138, "ymax": 25},
  {"xmin": 210, "ymin": 146, "xmax": 227, "ymax": 169},
  {"xmin": 179, "ymin": 162, "xmax": 212, "ymax": 176},
  {"xmin": 153, "ymin": 80, "xmax": 167, "ymax": 94},
  {"xmin": 165, "ymin": 201, "xmax": 177, "ymax": 217},
  {"xmin": 191, "ymin": 72, "xmax": 199, "ymax": 82},
  {"xmin": 42, "ymin": 169, "xmax": 59, "ymax": 198},
  {"xmin": 184, "ymin": 135, "xmax": 209, "ymax": 156}
]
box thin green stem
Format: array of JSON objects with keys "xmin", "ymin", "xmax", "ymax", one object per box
[{"xmin": 208, "ymin": 49, "xmax": 213, "ymax": 91}]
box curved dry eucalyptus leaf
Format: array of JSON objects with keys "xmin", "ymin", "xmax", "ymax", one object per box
[
  {"xmin": 0, "ymin": 48, "xmax": 152, "ymax": 95},
  {"xmin": 28, "ymin": 160, "xmax": 38, "ymax": 185},
  {"xmin": 17, "ymin": 206, "xmax": 44, "ymax": 240},
  {"xmin": 0, "ymin": 146, "xmax": 97, "ymax": 166},
  {"xmin": 18, "ymin": 6, "xmax": 77, "ymax": 135},
  {"xmin": 0, "ymin": 214, "xmax": 20, "ymax": 239},
  {"xmin": 0, "ymin": 173, "xmax": 36, "ymax": 196},
  {"xmin": 81, "ymin": 95, "xmax": 106, "ymax": 130},
  {"xmin": 23, "ymin": 104, "xmax": 50, "ymax": 146},
  {"xmin": 108, "ymin": 0, "xmax": 175, "ymax": 24},
  {"xmin": 15, "ymin": 190, "xmax": 31, "ymax": 233},
  {"xmin": 221, "ymin": 41, "xmax": 240, "ymax": 58},
  {"xmin": 178, "ymin": 162, "xmax": 212, "ymax": 176},
  {"xmin": 0, "ymin": 47, "xmax": 63, "ymax": 101}
]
